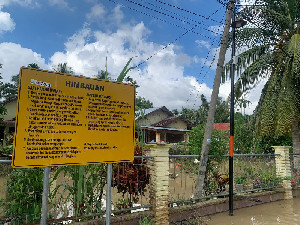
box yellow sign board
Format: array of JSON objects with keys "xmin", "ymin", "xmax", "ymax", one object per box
[{"xmin": 12, "ymin": 67, "xmax": 135, "ymax": 168}]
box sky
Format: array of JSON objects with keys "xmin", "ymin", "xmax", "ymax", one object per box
[{"xmin": 0, "ymin": 0, "xmax": 265, "ymax": 114}]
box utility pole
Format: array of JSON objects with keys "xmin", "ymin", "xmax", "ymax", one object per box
[
  {"xmin": 229, "ymin": 5, "xmax": 236, "ymax": 216},
  {"xmin": 195, "ymin": 0, "xmax": 235, "ymax": 198}
]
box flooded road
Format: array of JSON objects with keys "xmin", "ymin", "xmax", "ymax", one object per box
[{"xmin": 205, "ymin": 197, "xmax": 300, "ymax": 225}]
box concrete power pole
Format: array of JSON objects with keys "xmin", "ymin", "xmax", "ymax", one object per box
[{"xmin": 195, "ymin": 0, "xmax": 235, "ymax": 198}]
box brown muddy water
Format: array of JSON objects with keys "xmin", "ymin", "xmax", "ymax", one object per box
[{"xmin": 204, "ymin": 197, "xmax": 300, "ymax": 225}]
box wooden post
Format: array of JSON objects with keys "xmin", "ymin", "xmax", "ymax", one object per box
[
  {"xmin": 148, "ymin": 144, "xmax": 170, "ymax": 225},
  {"xmin": 155, "ymin": 132, "xmax": 161, "ymax": 143},
  {"xmin": 274, "ymin": 146, "xmax": 293, "ymax": 199}
]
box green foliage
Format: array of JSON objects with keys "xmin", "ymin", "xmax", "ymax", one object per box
[
  {"xmin": 0, "ymin": 63, "xmax": 41, "ymax": 102},
  {"xmin": 0, "ymin": 145, "xmax": 13, "ymax": 156},
  {"xmin": 53, "ymin": 62, "xmax": 74, "ymax": 74},
  {"xmin": 234, "ymin": 113, "xmax": 254, "ymax": 154},
  {"xmin": 136, "ymin": 96, "xmax": 153, "ymax": 111},
  {"xmin": 224, "ymin": 0, "xmax": 300, "ymax": 138},
  {"xmin": 0, "ymin": 74, "xmax": 18, "ymax": 101},
  {"xmin": 96, "ymin": 70, "xmax": 111, "ymax": 80},
  {"xmin": 50, "ymin": 164, "xmax": 107, "ymax": 218},
  {"xmin": 0, "ymin": 168, "xmax": 44, "ymax": 223},
  {"xmin": 117, "ymin": 57, "xmax": 135, "ymax": 82},
  {"xmin": 254, "ymin": 135, "xmax": 292, "ymax": 154},
  {"xmin": 139, "ymin": 216, "xmax": 153, "ymax": 225},
  {"xmin": 181, "ymin": 96, "xmax": 229, "ymax": 126},
  {"xmin": 28, "ymin": 63, "xmax": 40, "ymax": 69},
  {"xmin": 115, "ymin": 198, "xmax": 132, "ymax": 210},
  {"xmin": 187, "ymin": 125, "xmax": 228, "ymax": 156}
]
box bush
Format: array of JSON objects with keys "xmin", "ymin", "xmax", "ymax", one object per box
[{"xmin": 0, "ymin": 168, "xmax": 44, "ymax": 223}]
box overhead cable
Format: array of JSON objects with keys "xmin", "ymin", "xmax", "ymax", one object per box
[
  {"xmin": 122, "ymin": 0, "xmax": 223, "ymax": 37},
  {"xmin": 108, "ymin": 0, "xmax": 218, "ymax": 40},
  {"xmin": 152, "ymin": 0, "xmax": 223, "ymax": 24}
]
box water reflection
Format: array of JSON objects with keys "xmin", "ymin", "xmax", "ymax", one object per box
[{"xmin": 206, "ymin": 197, "xmax": 300, "ymax": 225}]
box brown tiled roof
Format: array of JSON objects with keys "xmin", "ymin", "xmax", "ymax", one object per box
[
  {"xmin": 213, "ymin": 123, "xmax": 230, "ymax": 131},
  {"xmin": 135, "ymin": 106, "xmax": 174, "ymax": 121}
]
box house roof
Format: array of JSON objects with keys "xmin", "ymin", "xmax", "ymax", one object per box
[
  {"xmin": 135, "ymin": 106, "xmax": 174, "ymax": 120},
  {"xmin": 151, "ymin": 115, "xmax": 194, "ymax": 128},
  {"xmin": 3, "ymin": 120, "xmax": 15, "ymax": 125},
  {"xmin": 140, "ymin": 126, "xmax": 189, "ymax": 133},
  {"xmin": 213, "ymin": 123, "xmax": 230, "ymax": 131},
  {"xmin": 2, "ymin": 97, "xmax": 18, "ymax": 105}
]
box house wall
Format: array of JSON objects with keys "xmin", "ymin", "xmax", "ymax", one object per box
[
  {"xmin": 166, "ymin": 119, "xmax": 187, "ymax": 130},
  {"xmin": 136, "ymin": 110, "xmax": 169, "ymax": 126},
  {"xmin": 2, "ymin": 100, "xmax": 17, "ymax": 121}
]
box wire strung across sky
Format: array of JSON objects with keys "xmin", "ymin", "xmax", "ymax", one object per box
[
  {"xmin": 108, "ymin": 0, "xmax": 227, "ymax": 109},
  {"xmin": 139, "ymin": 0, "xmax": 224, "ymax": 25},
  {"xmin": 186, "ymin": 9, "xmax": 227, "ymax": 109},
  {"xmin": 122, "ymin": 0, "xmax": 224, "ymax": 37},
  {"xmin": 108, "ymin": 0, "xmax": 219, "ymax": 41},
  {"xmin": 133, "ymin": 5, "xmax": 225, "ymax": 68},
  {"xmin": 152, "ymin": 0, "xmax": 223, "ymax": 24}
]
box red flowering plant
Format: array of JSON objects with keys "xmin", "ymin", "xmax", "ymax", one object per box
[
  {"xmin": 111, "ymin": 145, "xmax": 150, "ymax": 207},
  {"xmin": 291, "ymin": 173, "xmax": 299, "ymax": 185}
]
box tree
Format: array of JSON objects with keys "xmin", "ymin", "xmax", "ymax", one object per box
[
  {"xmin": 0, "ymin": 64, "xmax": 7, "ymax": 120},
  {"xmin": 0, "ymin": 74, "xmax": 18, "ymax": 101},
  {"xmin": 53, "ymin": 62, "xmax": 74, "ymax": 74},
  {"xmin": 0, "ymin": 63, "xmax": 41, "ymax": 101},
  {"xmin": 136, "ymin": 96, "xmax": 153, "ymax": 110},
  {"xmin": 96, "ymin": 70, "xmax": 111, "ymax": 80},
  {"xmin": 27, "ymin": 63, "xmax": 40, "ymax": 69},
  {"xmin": 223, "ymin": 0, "xmax": 300, "ymax": 176},
  {"xmin": 181, "ymin": 96, "xmax": 229, "ymax": 126}
]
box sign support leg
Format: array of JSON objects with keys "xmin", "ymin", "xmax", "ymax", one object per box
[
  {"xmin": 106, "ymin": 163, "xmax": 112, "ymax": 224},
  {"xmin": 40, "ymin": 167, "xmax": 50, "ymax": 225}
]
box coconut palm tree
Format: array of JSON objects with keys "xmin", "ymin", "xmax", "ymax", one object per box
[{"xmin": 225, "ymin": 0, "xmax": 300, "ymax": 174}]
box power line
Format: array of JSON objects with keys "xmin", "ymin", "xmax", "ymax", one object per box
[
  {"xmin": 152, "ymin": 0, "xmax": 223, "ymax": 24},
  {"xmin": 216, "ymin": 0, "xmax": 227, "ymax": 7},
  {"xmin": 140, "ymin": 0, "xmax": 224, "ymax": 25},
  {"xmin": 185, "ymin": 10, "xmax": 226, "ymax": 108},
  {"xmin": 134, "ymin": 6, "xmax": 225, "ymax": 68},
  {"xmin": 121, "ymin": 0, "xmax": 223, "ymax": 37},
  {"xmin": 108, "ymin": 0, "xmax": 218, "ymax": 40},
  {"xmin": 136, "ymin": 26, "xmax": 197, "ymax": 68}
]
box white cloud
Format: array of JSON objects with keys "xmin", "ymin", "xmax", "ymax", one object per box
[
  {"xmin": 218, "ymin": 77, "xmax": 268, "ymax": 115},
  {"xmin": 0, "ymin": 8, "xmax": 15, "ymax": 33},
  {"xmin": 0, "ymin": 0, "xmax": 40, "ymax": 7},
  {"xmin": 50, "ymin": 20, "xmax": 213, "ymax": 110},
  {"xmin": 112, "ymin": 4, "xmax": 124, "ymax": 24},
  {"xmin": 86, "ymin": 4, "xmax": 106, "ymax": 20},
  {"xmin": 49, "ymin": 0, "xmax": 71, "ymax": 10},
  {"xmin": 196, "ymin": 40, "xmax": 211, "ymax": 49},
  {"xmin": 0, "ymin": 42, "xmax": 48, "ymax": 83},
  {"xmin": 209, "ymin": 25, "xmax": 224, "ymax": 36}
]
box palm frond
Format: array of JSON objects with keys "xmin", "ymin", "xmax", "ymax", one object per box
[{"xmin": 234, "ymin": 51, "xmax": 274, "ymax": 98}]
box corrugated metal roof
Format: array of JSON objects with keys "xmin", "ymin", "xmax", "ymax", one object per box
[{"xmin": 140, "ymin": 126, "xmax": 189, "ymax": 132}]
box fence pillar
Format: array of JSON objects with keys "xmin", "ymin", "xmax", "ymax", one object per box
[
  {"xmin": 274, "ymin": 146, "xmax": 293, "ymax": 199},
  {"xmin": 148, "ymin": 143, "xmax": 170, "ymax": 225}
]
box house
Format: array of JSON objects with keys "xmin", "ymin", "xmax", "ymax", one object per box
[
  {"xmin": 135, "ymin": 106, "xmax": 194, "ymax": 143},
  {"xmin": 1, "ymin": 97, "xmax": 17, "ymax": 146}
]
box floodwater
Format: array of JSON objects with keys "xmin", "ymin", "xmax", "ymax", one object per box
[{"xmin": 205, "ymin": 197, "xmax": 300, "ymax": 225}]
